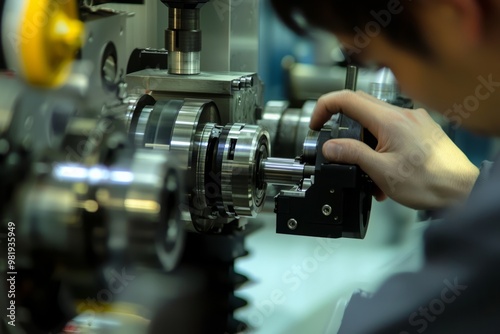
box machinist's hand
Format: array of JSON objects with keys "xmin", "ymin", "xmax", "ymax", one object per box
[{"xmin": 311, "ymin": 90, "xmax": 479, "ymax": 210}]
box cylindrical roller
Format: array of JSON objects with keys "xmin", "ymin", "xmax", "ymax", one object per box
[
  {"xmin": 345, "ymin": 65, "xmax": 359, "ymax": 91},
  {"xmin": 260, "ymin": 158, "xmax": 305, "ymax": 186},
  {"xmin": 260, "ymin": 100, "xmax": 316, "ymax": 158},
  {"xmin": 128, "ymin": 95, "xmax": 273, "ymax": 228},
  {"xmin": 16, "ymin": 148, "xmax": 184, "ymax": 272},
  {"xmin": 220, "ymin": 124, "xmax": 270, "ymax": 218},
  {"xmin": 303, "ymin": 130, "xmax": 321, "ymax": 164},
  {"xmin": 166, "ymin": 7, "xmax": 202, "ymax": 75}
]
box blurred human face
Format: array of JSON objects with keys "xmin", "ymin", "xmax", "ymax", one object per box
[{"xmin": 335, "ymin": 2, "xmax": 500, "ymax": 135}]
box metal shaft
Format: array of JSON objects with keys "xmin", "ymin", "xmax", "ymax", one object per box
[
  {"xmin": 345, "ymin": 65, "xmax": 358, "ymax": 91},
  {"xmin": 166, "ymin": 7, "xmax": 202, "ymax": 75},
  {"xmin": 260, "ymin": 158, "xmax": 313, "ymax": 186}
]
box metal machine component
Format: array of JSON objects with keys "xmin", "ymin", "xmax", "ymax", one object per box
[
  {"xmin": 345, "ymin": 65, "xmax": 358, "ymax": 91},
  {"xmin": 259, "ymin": 66, "xmax": 376, "ymax": 239},
  {"xmin": 199, "ymin": 0, "xmax": 260, "ymax": 73},
  {"xmin": 0, "ymin": 7, "xmax": 190, "ymax": 333},
  {"xmin": 1, "ymin": 108, "xmax": 185, "ymax": 333},
  {"xmin": 260, "ymin": 157, "xmax": 314, "ymax": 186},
  {"xmin": 266, "ymin": 124, "xmax": 374, "ymax": 239},
  {"xmin": 127, "ymin": 48, "xmax": 169, "ymax": 73},
  {"xmin": 80, "ymin": 7, "xmax": 129, "ymax": 116},
  {"xmin": 126, "ymin": 81, "xmax": 373, "ymax": 240},
  {"xmin": 0, "ymin": 2, "xmax": 385, "ymax": 333},
  {"xmin": 161, "ymin": 0, "xmax": 209, "ymax": 75},
  {"xmin": 128, "ymin": 96, "xmax": 270, "ymax": 232},
  {"xmin": 259, "ymin": 100, "xmax": 317, "ymax": 158},
  {"xmin": 127, "ymin": 69, "xmax": 263, "ymax": 125},
  {"xmin": 260, "ymin": 67, "xmax": 411, "ymax": 158},
  {"xmin": 369, "ymin": 67, "xmax": 413, "ymax": 107},
  {"xmin": 15, "ymin": 147, "xmax": 184, "ymax": 272}
]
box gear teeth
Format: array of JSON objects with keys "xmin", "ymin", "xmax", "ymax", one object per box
[
  {"xmin": 227, "ymin": 317, "xmax": 248, "ymax": 334},
  {"xmin": 232, "ymin": 272, "xmax": 249, "ymax": 289},
  {"xmin": 229, "ymin": 295, "xmax": 248, "ymax": 311}
]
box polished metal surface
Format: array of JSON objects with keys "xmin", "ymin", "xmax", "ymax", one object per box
[
  {"xmin": 295, "ymin": 101, "xmax": 317, "ymax": 155},
  {"xmin": 16, "ymin": 148, "xmax": 184, "ymax": 272},
  {"xmin": 261, "ymin": 100, "xmax": 317, "ymax": 158},
  {"xmin": 194, "ymin": 122, "xmax": 218, "ymax": 220},
  {"xmin": 258, "ymin": 100, "xmax": 288, "ymax": 149},
  {"xmin": 122, "ymin": 149, "xmax": 184, "ymax": 271},
  {"xmin": 166, "ymin": 7, "xmax": 202, "ymax": 75},
  {"xmin": 127, "ymin": 69, "xmax": 257, "ymax": 95},
  {"xmin": 169, "ymin": 51, "xmax": 201, "ymax": 75},
  {"xmin": 370, "ymin": 68, "xmax": 399, "ymax": 103},
  {"xmin": 127, "ymin": 69, "xmax": 263, "ymax": 124},
  {"xmin": 200, "ymin": 0, "xmax": 260, "ymax": 72},
  {"xmin": 220, "ymin": 124, "xmax": 270, "ymax": 218},
  {"xmin": 303, "ymin": 130, "xmax": 320, "ymax": 163},
  {"xmin": 127, "ymin": 97, "xmax": 229, "ymax": 228},
  {"xmin": 287, "ymin": 64, "xmax": 402, "ymax": 103},
  {"xmin": 80, "ymin": 9, "xmax": 128, "ymax": 116},
  {"xmin": 287, "ymin": 219, "xmax": 298, "ymax": 230},
  {"xmin": 127, "ymin": 95, "xmax": 274, "ymax": 228},
  {"xmin": 260, "ymin": 158, "xmax": 305, "ymax": 186},
  {"xmin": 169, "ymin": 99, "xmax": 220, "ymax": 190},
  {"xmin": 134, "ymin": 105, "xmax": 154, "ymax": 147},
  {"xmin": 345, "ymin": 66, "xmax": 359, "ymax": 91}
]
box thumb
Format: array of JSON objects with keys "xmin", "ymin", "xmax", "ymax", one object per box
[{"xmin": 322, "ymin": 139, "xmax": 381, "ymax": 176}]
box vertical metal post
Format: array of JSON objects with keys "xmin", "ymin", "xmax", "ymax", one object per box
[{"xmin": 345, "ymin": 65, "xmax": 358, "ymax": 91}]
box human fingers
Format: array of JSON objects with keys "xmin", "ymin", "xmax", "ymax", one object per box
[{"xmin": 311, "ymin": 90, "xmax": 390, "ymax": 135}]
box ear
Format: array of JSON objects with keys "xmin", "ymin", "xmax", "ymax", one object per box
[{"xmin": 414, "ymin": 0, "xmax": 484, "ymax": 54}]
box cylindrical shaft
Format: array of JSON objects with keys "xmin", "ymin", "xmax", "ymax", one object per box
[
  {"xmin": 345, "ymin": 65, "xmax": 358, "ymax": 91},
  {"xmin": 166, "ymin": 8, "xmax": 202, "ymax": 75},
  {"xmin": 260, "ymin": 158, "xmax": 311, "ymax": 186}
]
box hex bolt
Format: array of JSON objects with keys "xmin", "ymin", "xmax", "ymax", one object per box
[
  {"xmin": 322, "ymin": 205, "xmax": 332, "ymax": 216},
  {"xmin": 287, "ymin": 219, "xmax": 298, "ymax": 230}
]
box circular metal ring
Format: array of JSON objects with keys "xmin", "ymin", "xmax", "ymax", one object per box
[
  {"xmin": 259, "ymin": 101, "xmax": 289, "ymax": 149},
  {"xmin": 170, "ymin": 99, "xmax": 220, "ymax": 190},
  {"xmin": 194, "ymin": 123, "xmax": 216, "ymax": 216},
  {"xmin": 220, "ymin": 124, "xmax": 270, "ymax": 218},
  {"xmin": 125, "ymin": 149, "xmax": 184, "ymax": 271}
]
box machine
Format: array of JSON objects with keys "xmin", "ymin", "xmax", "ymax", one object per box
[{"xmin": 0, "ymin": 1, "xmax": 409, "ymax": 333}]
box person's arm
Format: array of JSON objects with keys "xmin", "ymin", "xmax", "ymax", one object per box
[
  {"xmin": 337, "ymin": 169, "xmax": 500, "ymax": 333},
  {"xmin": 311, "ymin": 90, "xmax": 479, "ymax": 210}
]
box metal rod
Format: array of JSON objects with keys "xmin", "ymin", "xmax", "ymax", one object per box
[
  {"xmin": 260, "ymin": 158, "xmax": 307, "ymax": 186},
  {"xmin": 345, "ymin": 65, "xmax": 358, "ymax": 91}
]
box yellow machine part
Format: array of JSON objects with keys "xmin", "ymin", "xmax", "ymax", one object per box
[{"xmin": 19, "ymin": 0, "xmax": 84, "ymax": 87}]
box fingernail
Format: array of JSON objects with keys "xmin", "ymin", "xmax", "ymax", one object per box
[{"xmin": 323, "ymin": 142, "xmax": 341, "ymax": 161}]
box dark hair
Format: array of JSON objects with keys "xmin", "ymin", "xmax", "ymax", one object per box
[{"xmin": 269, "ymin": 0, "xmax": 430, "ymax": 58}]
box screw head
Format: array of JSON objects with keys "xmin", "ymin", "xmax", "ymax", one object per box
[
  {"xmin": 322, "ymin": 205, "xmax": 332, "ymax": 216},
  {"xmin": 287, "ymin": 219, "xmax": 298, "ymax": 230}
]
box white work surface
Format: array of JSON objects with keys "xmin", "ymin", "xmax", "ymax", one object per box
[{"xmin": 236, "ymin": 200, "xmax": 429, "ymax": 334}]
